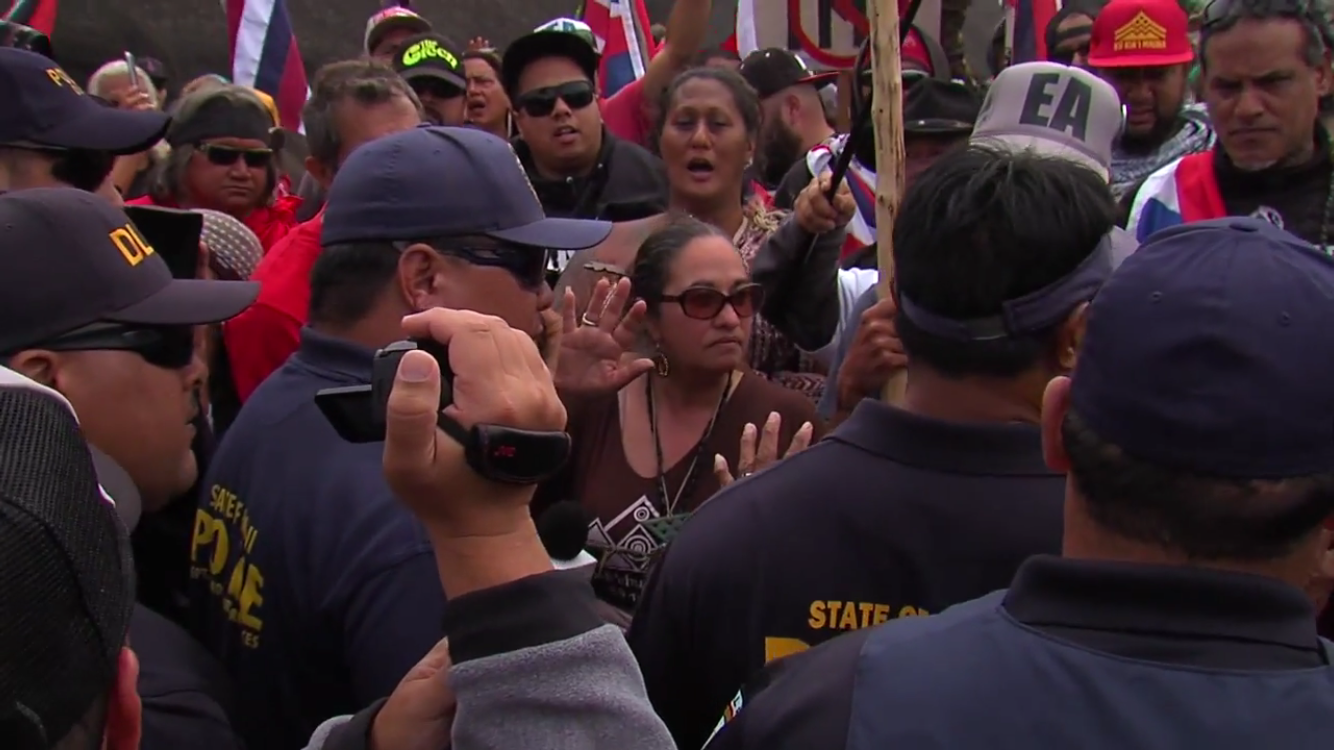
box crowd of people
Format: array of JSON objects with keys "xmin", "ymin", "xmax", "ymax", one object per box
[{"xmin": 3, "ymin": 0, "xmax": 1334, "ymax": 746}]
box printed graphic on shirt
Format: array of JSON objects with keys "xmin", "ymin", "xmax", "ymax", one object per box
[
  {"xmin": 191, "ymin": 484, "xmax": 267, "ymax": 649},
  {"xmin": 763, "ymin": 601, "xmax": 931, "ymax": 662},
  {"xmin": 586, "ymin": 494, "xmax": 669, "ymax": 608},
  {"xmin": 703, "ymin": 688, "xmax": 746, "ymax": 747},
  {"xmin": 1249, "ymin": 205, "xmax": 1284, "ymax": 230}
]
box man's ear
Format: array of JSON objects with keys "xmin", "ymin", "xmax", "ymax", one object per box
[
  {"xmin": 304, "ymin": 156, "xmax": 334, "ymax": 192},
  {"xmin": 1054, "ymin": 301, "xmax": 1089, "ymax": 373},
  {"xmin": 1041, "ymin": 376, "xmax": 1073, "ymax": 473},
  {"xmin": 6, "ymin": 350, "xmax": 58, "ymax": 389},
  {"xmin": 397, "ymin": 244, "xmax": 458, "ymax": 313},
  {"xmin": 103, "ymin": 647, "xmax": 142, "ymax": 750}
]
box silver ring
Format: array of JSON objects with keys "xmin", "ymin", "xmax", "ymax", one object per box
[{"xmin": 580, "ymin": 313, "xmax": 599, "ymax": 327}]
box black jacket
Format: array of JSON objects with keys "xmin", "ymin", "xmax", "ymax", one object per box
[
  {"xmin": 135, "ymin": 605, "xmax": 245, "ymax": 750},
  {"xmin": 515, "ymin": 128, "xmax": 667, "ymax": 222}
]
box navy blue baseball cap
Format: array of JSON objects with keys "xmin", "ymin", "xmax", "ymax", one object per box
[
  {"xmin": 0, "ymin": 48, "xmax": 169, "ymax": 155},
  {"xmin": 321, "ymin": 126, "xmax": 612, "ymax": 250},
  {"xmin": 1071, "ymin": 217, "xmax": 1334, "ymax": 479}
]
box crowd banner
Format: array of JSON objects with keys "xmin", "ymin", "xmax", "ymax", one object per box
[
  {"xmin": 735, "ymin": 0, "xmax": 939, "ymax": 69},
  {"xmin": 869, "ymin": 0, "xmax": 908, "ymax": 405}
]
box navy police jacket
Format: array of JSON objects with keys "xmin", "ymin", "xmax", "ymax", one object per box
[{"xmin": 187, "ymin": 328, "xmax": 446, "ymax": 750}]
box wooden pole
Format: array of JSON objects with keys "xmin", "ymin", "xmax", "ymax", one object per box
[{"xmin": 869, "ymin": 0, "xmax": 908, "ymax": 405}]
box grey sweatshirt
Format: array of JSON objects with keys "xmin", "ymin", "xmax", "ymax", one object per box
[{"xmin": 303, "ymin": 571, "xmax": 676, "ymax": 750}]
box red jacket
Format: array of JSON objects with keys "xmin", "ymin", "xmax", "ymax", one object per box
[
  {"xmin": 223, "ymin": 212, "xmax": 324, "ymax": 402},
  {"xmin": 127, "ymin": 194, "xmax": 302, "ymax": 255}
]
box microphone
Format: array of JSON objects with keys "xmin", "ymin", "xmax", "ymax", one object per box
[{"xmin": 537, "ymin": 502, "xmax": 597, "ymax": 573}]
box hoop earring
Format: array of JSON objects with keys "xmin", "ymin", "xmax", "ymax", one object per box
[{"xmin": 653, "ymin": 350, "xmax": 670, "ymax": 378}]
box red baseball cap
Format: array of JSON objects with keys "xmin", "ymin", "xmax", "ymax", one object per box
[{"xmin": 1087, "ymin": 0, "xmax": 1193, "ymax": 68}]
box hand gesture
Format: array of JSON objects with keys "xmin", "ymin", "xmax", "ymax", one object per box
[
  {"xmin": 370, "ymin": 638, "xmax": 455, "ymax": 750},
  {"xmin": 383, "ymin": 309, "xmax": 566, "ymax": 535},
  {"xmin": 713, "ymin": 411, "xmax": 814, "ymax": 487},
  {"xmin": 795, "ymin": 170, "xmax": 855, "ymax": 234},
  {"xmin": 467, "ymin": 36, "xmax": 493, "ymax": 52},
  {"xmin": 836, "ymin": 295, "xmax": 906, "ymax": 411},
  {"xmin": 552, "ymin": 277, "xmax": 654, "ymax": 395},
  {"xmin": 115, "ymin": 86, "xmax": 155, "ymax": 112}
]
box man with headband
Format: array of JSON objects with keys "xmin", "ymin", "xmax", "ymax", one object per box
[{"xmin": 128, "ymin": 84, "xmax": 301, "ymax": 253}]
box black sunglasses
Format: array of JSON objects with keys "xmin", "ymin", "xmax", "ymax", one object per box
[
  {"xmin": 198, "ymin": 143, "xmax": 273, "ymax": 168},
  {"xmin": 397, "ymin": 241, "xmax": 551, "ymax": 289},
  {"xmin": 660, "ymin": 283, "xmax": 764, "ymax": 320},
  {"xmin": 515, "ymin": 80, "xmax": 596, "ymax": 118},
  {"xmin": 27, "ymin": 323, "xmax": 196, "ymax": 370}
]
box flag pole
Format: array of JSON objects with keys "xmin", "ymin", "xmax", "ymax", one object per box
[{"xmin": 869, "ymin": 0, "xmax": 908, "ymax": 405}]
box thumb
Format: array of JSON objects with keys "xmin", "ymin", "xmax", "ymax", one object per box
[
  {"xmin": 383, "ymin": 349, "xmax": 442, "ymax": 485},
  {"xmin": 403, "ymin": 637, "xmax": 453, "ymax": 683}
]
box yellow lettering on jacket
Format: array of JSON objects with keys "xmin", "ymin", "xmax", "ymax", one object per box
[
  {"xmin": 762, "ymin": 601, "xmax": 932, "ymax": 664},
  {"xmin": 190, "ymin": 484, "xmax": 266, "ymax": 648}
]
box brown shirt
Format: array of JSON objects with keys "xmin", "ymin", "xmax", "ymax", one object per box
[{"xmin": 540, "ymin": 373, "xmax": 824, "ymax": 610}]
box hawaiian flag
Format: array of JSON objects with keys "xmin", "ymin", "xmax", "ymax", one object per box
[
  {"xmin": 577, "ymin": 0, "xmax": 653, "ymax": 97},
  {"xmin": 227, "ymin": 0, "xmax": 309, "ymax": 131},
  {"xmin": 1006, "ymin": 0, "xmax": 1060, "ymax": 63},
  {"xmin": 2, "ymin": 0, "xmax": 56, "ymax": 35}
]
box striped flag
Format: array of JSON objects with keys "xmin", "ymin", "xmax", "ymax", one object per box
[
  {"xmin": 577, "ymin": 0, "xmax": 653, "ymax": 97},
  {"xmin": 226, "ymin": 0, "xmax": 309, "ymax": 131},
  {"xmin": 2, "ymin": 0, "xmax": 57, "ymax": 35},
  {"xmin": 1005, "ymin": 0, "xmax": 1060, "ymax": 63}
]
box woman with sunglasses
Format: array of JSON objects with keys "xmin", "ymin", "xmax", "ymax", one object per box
[
  {"xmin": 653, "ymin": 66, "xmax": 842, "ymax": 402},
  {"xmin": 538, "ymin": 217, "xmax": 824, "ymax": 614},
  {"xmin": 129, "ymin": 85, "xmax": 300, "ymax": 255}
]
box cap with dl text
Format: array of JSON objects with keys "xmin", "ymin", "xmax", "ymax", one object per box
[
  {"xmin": 739, "ymin": 48, "xmax": 839, "ymax": 100},
  {"xmin": 1088, "ymin": 0, "xmax": 1194, "ymax": 68},
  {"xmin": 0, "ymin": 188, "xmax": 259, "ymax": 354},
  {"xmin": 393, "ymin": 33, "xmax": 466, "ymax": 91},
  {"xmin": 0, "ymin": 368, "xmax": 135, "ymax": 750},
  {"xmin": 321, "ymin": 126, "xmax": 612, "ymax": 250},
  {"xmin": 971, "ymin": 61, "xmax": 1123, "ymax": 180},
  {"xmin": 1071, "ymin": 218, "xmax": 1334, "ymax": 478},
  {"xmin": 0, "ymin": 48, "xmax": 169, "ymax": 154}
]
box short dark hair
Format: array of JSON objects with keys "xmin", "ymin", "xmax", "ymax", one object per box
[
  {"xmin": 892, "ymin": 145, "xmax": 1117, "ymax": 378},
  {"xmin": 462, "ymin": 49, "xmax": 502, "ymax": 76},
  {"xmin": 303, "ymin": 59, "xmax": 421, "ymax": 169},
  {"xmin": 630, "ymin": 215, "xmax": 730, "ymax": 318},
  {"xmin": 1063, "ymin": 409, "xmax": 1334, "ymax": 561},
  {"xmin": 308, "ymin": 235, "xmax": 503, "ymax": 328},
  {"xmin": 1200, "ymin": 0, "xmax": 1334, "ymax": 69}
]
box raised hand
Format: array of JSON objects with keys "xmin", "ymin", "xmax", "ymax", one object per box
[
  {"xmin": 713, "ymin": 411, "xmax": 814, "ymax": 487},
  {"xmin": 552, "ymin": 277, "xmax": 654, "ymax": 395}
]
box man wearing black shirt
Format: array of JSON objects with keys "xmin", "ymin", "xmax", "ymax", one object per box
[
  {"xmin": 629, "ymin": 145, "xmax": 1132, "ymax": 750},
  {"xmin": 707, "ymin": 217, "xmax": 1334, "ymax": 749}
]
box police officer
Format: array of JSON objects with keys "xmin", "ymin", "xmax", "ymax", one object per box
[{"xmin": 704, "ymin": 218, "xmax": 1334, "ymax": 749}]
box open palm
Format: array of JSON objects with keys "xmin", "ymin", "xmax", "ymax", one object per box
[{"xmin": 552, "ymin": 278, "xmax": 654, "ymax": 395}]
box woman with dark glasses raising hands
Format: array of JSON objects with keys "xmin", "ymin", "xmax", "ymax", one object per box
[
  {"xmin": 129, "ymin": 85, "xmax": 300, "ymax": 255},
  {"xmin": 535, "ymin": 217, "xmax": 823, "ymax": 614}
]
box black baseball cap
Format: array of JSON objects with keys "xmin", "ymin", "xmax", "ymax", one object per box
[
  {"xmin": 1072, "ymin": 218, "xmax": 1334, "ymax": 478},
  {"xmin": 739, "ymin": 48, "xmax": 839, "ymax": 99},
  {"xmin": 0, "ymin": 188, "xmax": 258, "ymax": 354},
  {"xmin": 0, "ymin": 48, "xmax": 169, "ymax": 155},
  {"xmin": 321, "ymin": 125, "xmax": 612, "ymax": 250},
  {"xmin": 393, "ymin": 33, "xmax": 466, "ymax": 92},
  {"xmin": 0, "ymin": 371, "xmax": 135, "ymax": 750},
  {"xmin": 903, "ymin": 78, "xmax": 982, "ymax": 135},
  {"xmin": 502, "ymin": 24, "xmax": 601, "ymax": 97}
]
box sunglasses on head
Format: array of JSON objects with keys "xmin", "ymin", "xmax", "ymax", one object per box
[
  {"xmin": 198, "ymin": 143, "xmax": 273, "ymax": 168},
  {"xmin": 661, "ymin": 283, "xmax": 764, "ymax": 321},
  {"xmin": 29, "ymin": 323, "xmax": 196, "ymax": 370},
  {"xmin": 515, "ymin": 80, "xmax": 596, "ymax": 118}
]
